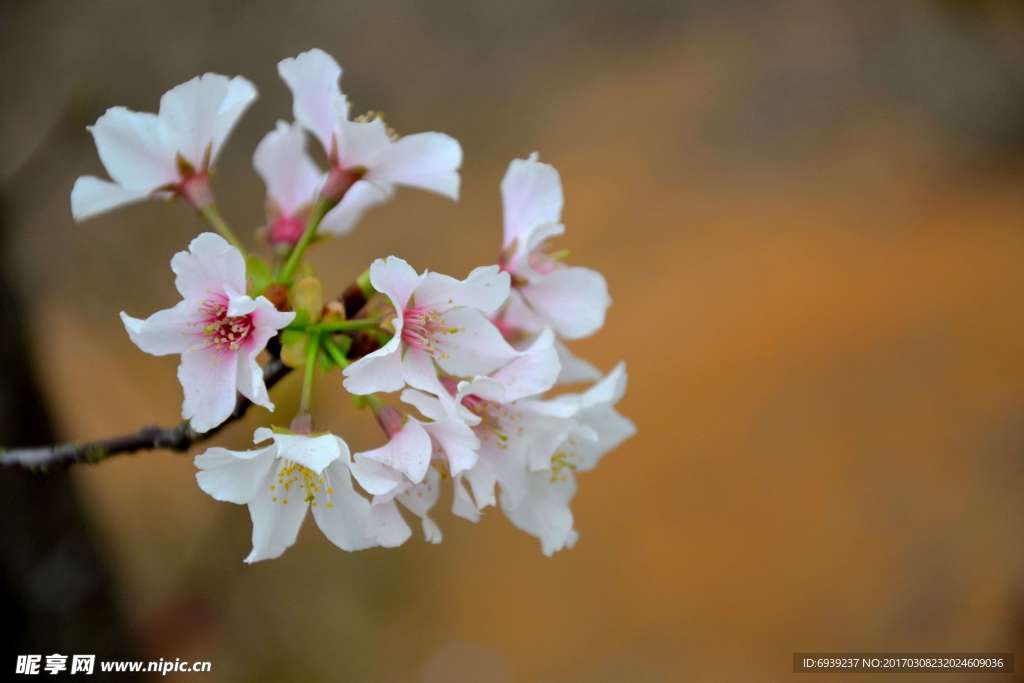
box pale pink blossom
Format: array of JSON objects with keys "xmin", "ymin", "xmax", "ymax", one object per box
[
  {"xmin": 500, "ymin": 362, "xmax": 636, "ymax": 555},
  {"xmin": 71, "ymin": 74, "xmax": 257, "ymax": 220},
  {"xmin": 120, "ymin": 233, "xmax": 294, "ymax": 432},
  {"xmin": 253, "ymin": 121, "xmax": 322, "ymax": 246},
  {"xmin": 342, "ymin": 256, "xmax": 518, "ymax": 396},
  {"xmin": 497, "ymin": 154, "xmax": 611, "ymax": 351},
  {"xmin": 278, "ymin": 48, "xmax": 462, "ymax": 236}
]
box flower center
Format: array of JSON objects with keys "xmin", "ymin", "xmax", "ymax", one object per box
[
  {"xmin": 463, "ymin": 397, "xmax": 511, "ymax": 449},
  {"xmin": 401, "ymin": 306, "xmax": 458, "ymax": 355},
  {"xmin": 270, "ymin": 460, "xmax": 335, "ymax": 508},
  {"xmin": 200, "ymin": 298, "xmax": 254, "ymax": 352}
]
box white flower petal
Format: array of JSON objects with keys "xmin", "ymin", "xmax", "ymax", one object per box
[
  {"xmin": 368, "ymin": 132, "xmax": 461, "ymax": 199},
  {"xmin": 235, "ymin": 348, "xmax": 271, "ymax": 411},
  {"xmin": 519, "ymin": 266, "xmax": 610, "ymax": 340},
  {"xmin": 179, "ymin": 348, "xmax": 239, "ymax": 433},
  {"xmin": 251, "ymin": 297, "xmax": 297, "ymax": 333},
  {"xmin": 423, "ymin": 417, "xmax": 479, "ymax": 477},
  {"xmin": 368, "ymin": 501, "xmax": 412, "ymax": 547},
  {"xmin": 463, "ymin": 449, "xmax": 498, "ymax": 510},
  {"xmin": 452, "ymin": 475, "xmax": 480, "ymax": 522},
  {"xmin": 311, "ymin": 457, "xmax": 376, "ymax": 551},
  {"xmin": 225, "ymin": 292, "xmax": 258, "ymax": 317},
  {"xmin": 253, "ymin": 121, "xmax": 321, "ymax": 215},
  {"xmin": 120, "ymin": 301, "xmax": 200, "ymax": 356},
  {"xmin": 491, "ymin": 327, "xmax": 560, "ymax": 401},
  {"xmin": 581, "ymin": 361, "xmax": 628, "ymax": 408},
  {"xmin": 350, "ymin": 454, "xmax": 405, "ymax": 497},
  {"xmin": 253, "ymin": 426, "xmax": 276, "ymax": 445},
  {"xmin": 245, "ymin": 464, "xmax": 309, "ymax": 563},
  {"xmin": 159, "ymin": 73, "xmax": 257, "ymax": 167},
  {"xmin": 401, "ymin": 346, "xmax": 445, "ymax": 397},
  {"xmin": 433, "ymin": 307, "xmax": 519, "ymax": 378},
  {"xmin": 356, "ymin": 419, "xmax": 433, "ymax": 484},
  {"xmin": 414, "ymin": 265, "xmax": 510, "ymax": 315},
  {"xmin": 272, "ymin": 432, "xmax": 342, "ymax": 474},
  {"xmin": 369, "ymin": 255, "xmax": 422, "ymax": 312},
  {"xmin": 336, "ymin": 118, "xmax": 394, "ymax": 169},
  {"xmin": 501, "ymin": 154, "xmax": 563, "ymax": 248},
  {"xmin": 399, "ymin": 388, "xmax": 447, "ymax": 422},
  {"xmin": 554, "ymin": 339, "xmax": 602, "ymax": 385},
  {"xmin": 572, "ymin": 408, "xmax": 636, "ymax": 472},
  {"xmin": 317, "ymin": 179, "xmax": 393, "ymax": 236},
  {"xmin": 194, "ymin": 445, "xmax": 276, "ymax": 504},
  {"xmin": 500, "ymin": 469, "xmax": 577, "ymax": 557},
  {"xmin": 499, "ymin": 289, "xmax": 546, "ymax": 336},
  {"xmin": 342, "ymin": 335, "xmax": 404, "ymax": 395},
  {"xmin": 171, "ymin": 232, "xmax": 247, "ymax": 301},
  {"xmin": 397, "ymin": 468, "xmax": 443, "ymax": 543},
  {"xmin": 278, "ymin": 48, "xmax": 347, "ymax": 154},
  {"xmin": 88, "ymin": 107, "xmax": 177, "ymax": 190},
  {"xmin": 70, "ymin": 176, "xmax": 154, "ymax": 221}
]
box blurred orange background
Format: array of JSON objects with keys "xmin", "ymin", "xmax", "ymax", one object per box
[{"xmin": 3, "ymin": 1, "xmax": 1024, "ymax": 680}]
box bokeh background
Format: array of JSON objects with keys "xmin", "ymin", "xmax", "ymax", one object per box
[{"xmin": 3, "ymin": 0, "xmax": 1024, "ymax": 680}]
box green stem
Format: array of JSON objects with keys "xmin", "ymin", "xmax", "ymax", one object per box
[
  {"xmin": 198, "ymin": 204, "xmax": 246, "ymax": 254},
  {"xmin": 299, "ymin": 332, "xmax": 321, "ymax": 413},
  {"xmin": 279, "ymin": 198, "xmax": 334, "ymax": 285},
  {"xmin": 285, "ymin": 317, "xmax": 381, "ymax": 334},
  {"xmin": 311, "ymin": 318, "xmax": 380, "ymax": 333},
  {"xmin": 321, "ymin": 336, "xmax": 349, "ymax": 369}
]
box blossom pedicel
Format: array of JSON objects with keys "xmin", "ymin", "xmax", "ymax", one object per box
[{"xmin": 72, "ymin": 48, "xmax": 635, "ymax": 561}]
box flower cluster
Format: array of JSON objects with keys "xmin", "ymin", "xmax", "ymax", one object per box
[{"xmin": 74, "ymin": 48, "xmax": 634, "ymax": 562}]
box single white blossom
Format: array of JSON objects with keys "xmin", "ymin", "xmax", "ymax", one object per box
[
  {"xmin": 120, "ymin": 233, "xmax": 294, "ymax": 432},
  {"xmin": 500, "ymin": 362, "xmax": 636, "ymax": 555},
  {"xmin": 278, "ymin": 48, "xmax": 462, "ymax": 235},
  {"xmin": 496, "ymin": 153, "xmax": 611, "ymax": 387},
  {"xmin": 71, "ymin": 73, "xmax": 257, "ymax": 220},
  {"xmin": 195, "ymin": 428, "xmax": 375, "ymax": 562},
  {"xmin": 342, "ymin": 256, "xmax": 518, "ymax": 396}
]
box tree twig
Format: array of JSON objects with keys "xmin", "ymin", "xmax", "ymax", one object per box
[{"xmin": 1, "ymin": 357, "xmax": 289, "ymax": 471}]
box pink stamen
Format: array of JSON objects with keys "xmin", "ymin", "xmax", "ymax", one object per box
[
  {"xmin": 402, "ymin": 306, "xmax": 445, "ymax": 352},
  {"xmin": 461, "ymin": 393, "xmax": 486, "ymax": 415},
  {"xmin": 200, "ymin": 297, "xmax": 254, "ymax": 353}
]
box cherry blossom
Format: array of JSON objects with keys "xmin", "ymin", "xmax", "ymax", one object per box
[
  {"xmin": 342, "ymin": 256, "xmax": 518, "ymax": 396},
  {"xmin": 498, "ymin": 154, "xmax": 610, "ymax": 340},
  {"xmin": 253, "ymin": 121, "xmax": 322, "ymax": 247},
  {"xmin": 500, "ymin": 362, "xmax": 636, "ymax": 555},
  {"xmin": 278, "ymin": 48, "xmax": 462, "ymax": 236},
  {"xmin": 71, "ymin": 74, "xmax": 257, "ymax": 220},
  {"xmin": 32, "ymin": 48, "xmax": 639, "ymax": 564},
  {"xmin": 194, "ymin": 427, "xmax": 375, "ymax": 562},
  {"xmin": 388, "ymin": 328, "xmax": 569, "ymax": 514},
  {"xmin": 120, "ymin": 233, "xmax": 294, "ymax": 432}
]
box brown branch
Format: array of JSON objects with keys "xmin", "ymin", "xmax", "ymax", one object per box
[
  {"xmin": 1, "ymin": 284, "xmax": 371, "ymax": 472},
  {"xmin": 1, "ymin": 357, "xmax": 290, "ymax": 471}
]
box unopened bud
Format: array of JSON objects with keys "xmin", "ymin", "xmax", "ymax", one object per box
[
  {"xmin": 291, "ymin": 276, "xmax": 324, "ymax": 323},
  {"xmin": 322, "ymin": 300, "xmax": 347, "ymax": 322},
  {"xmin": 280, "ymin": 330, "xmax": 307, "ymax": 368},
  {"xmin": 263, "ymin": 283, "xmax": 290, "ymax": 312}
]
